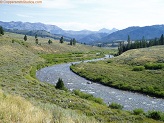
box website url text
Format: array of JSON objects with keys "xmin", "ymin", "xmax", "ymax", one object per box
[{"xmin": 0, "ymin": 0, "xmax": 42, "ymax": 4}]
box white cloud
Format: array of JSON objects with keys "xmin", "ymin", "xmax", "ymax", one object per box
[
  {"xmin": 41, "ymin": 0, "xmax": 75, "ymax": 9},
  {"xmin": 2, "ymin": 0, "xmax": 164, "ymax": 30},
  {"xmin": 16, "ymin": 14, "xmax": 33, "ymax": 18},
  {"xmin": 47, "ymin": 21, "xmax": 117, "ymax": 31},
  {"xmin": 47, "ymin": 22, "xmax": 92, "ymax": 31}
]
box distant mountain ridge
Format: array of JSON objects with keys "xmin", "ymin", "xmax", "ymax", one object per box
[
  {"xmin": 0, "ymin": 21, "xmax": 118, "ymax": 43},
  {"xmin": 98, "ymin": 28, "xmax": 118, "ymax": 33},
  {"xmin": 0, "ymin": 21, "xmax": 65, "ymax": 34},
  {"xmin": 101, "ymin": 25, "xmax": 164, "ymax": 43},
  {"xmin": 1, "ymin": 21, "xmax": 164, "ymax": 45}
]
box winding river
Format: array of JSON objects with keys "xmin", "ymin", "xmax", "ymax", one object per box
[{"xmin": 36, "ymin": 55, "xmax": 164, "ymax": 111}]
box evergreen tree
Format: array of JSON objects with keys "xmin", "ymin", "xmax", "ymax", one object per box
[
  {"xmin": 142, "ymin": 36, "xmax": 146, "ymax": 48},
  {"xmin": 56, "ymin": 78, "xmax": 66, "ymax": 90},
  {"xmin": 48, "ymin": 39, "xmax": 52, "ymax": 44},
  {"xmin": 35, "ymin": 34, "xmax": 38, "ymax": 39},
  {"xmin": 73, "ymin": 38, "xmax": 76, "ymax": 45},
  {"xmin": 0, "ymin": 26, "xmax": 4, "ymax": 35},
  {"xmin": 127, "ymin": 35, "xmax": 131, "ymax": 50},
  {"xmin": 24, "ymin": 35, "xmax": 27, "ymax": 41},
  {"xmin": 35, "ymin": 38, "xmax": 38, "ymax": 45},
  {"xmin": 159, "ymin": 34, "xmax": 164, "ymax": 45},
  {"xmin": 60, "ymin": 36, "xmax": 64, "ymax": 43},
  {"xmin": 118, "ymin": 42, "xmax": 123, "ymax": 55},
  {"xmin": 70, "ymin": 39, "xmax": 73, "ymax": 45}
]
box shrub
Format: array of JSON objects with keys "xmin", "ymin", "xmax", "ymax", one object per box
[
  {"xmin": 144, "ymin": 63, "xmax": 164, "ymax": 70},
  {"xmin": 73, "ymin": 90, "xmax": 104, "ymax": 104},
  {"xmin": 12, "ymin": 39, "xmax": 15, "ymax": 43},
  {"xmin": 147, "ymin": 111, "xmax": 161, "ymax": 120},
  {"xmin": 133, "ymin": 108, "xmax": 144, "ymax": 115},
  {"xmin": 107, "ymin": 60, "xmax": 113, "ymax": 63},
  {"xmin": 132, "ymin": 66, "xmax": 145, "ymax": 71},
  {"xmin": 109, "ymin": 102, "xmax": 123, "ymax": 110}
]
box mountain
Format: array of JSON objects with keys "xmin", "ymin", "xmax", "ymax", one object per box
[
  {"xmin": 101, "ymin": 25, "xmax": 164, "ymax": 43},
  {"xmin": 98, "ymin": 28, "xmax": 118, "ymax": 33},
  {"xmin": 1, "ymin": 21, "xmax": 164, "ymax": 46},
  {"xmin": 77, "ymin": 28, "xmax": 118, "ymax": 44},
  {"xmin": 63, "ymin": 30, "xmax": 94, "ymax": 40},
  {"xmin": 79, "ymin": 33, "xmax": 109, "ymax": 44},
  {"xmin": 0, "ymin": 21, "xmax": 118, "ymax": 44},
  {"xmin": 0, "ymin": 21, "xmax": 65, "ymax": 34}
]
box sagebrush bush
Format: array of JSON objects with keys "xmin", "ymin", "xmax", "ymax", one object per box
[
  {"xmin": 133, "ymin": 66, "xmax": 145, "ymax": 71},
  {"xmin": 73, "ymin": 90, "xmax": 104, "ymax": 104},
  {"xmin": 133, "ymin": 108, "xmax": 144, "ymax": 115},
  {"xmin": 109, "ymin": 102, "xmax": 123, "ymax": 110},
  {"xmin": 147, "ymin": 111, "xmax": 162, "ymax": 120},
  {"xmin": 144, "ymin": 63, "xmax": 164, "ymax": 70}
]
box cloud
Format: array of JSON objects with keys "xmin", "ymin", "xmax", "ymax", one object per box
[
  {"xmin": 16, "ymin": 14, "xmax": 33, "ymax": 18},
  {"xmin": 2, "ymin": 0, "xmax": 164, "ymax": 30},
  {"xmin": 41, "ymin": 0, "xmax": 76, "ymax": 9},
  {"xmin": 47, "ymin": 22, "xmax": 94, "ymax": 31},
  {"xmin": 47, "ymin": 21, "xmax": 117, "ymax": 31}
]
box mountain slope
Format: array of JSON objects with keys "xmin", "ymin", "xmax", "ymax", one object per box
[{"xmin": 5, "ymin": 28, "xmax": 71, "ymax": 41}]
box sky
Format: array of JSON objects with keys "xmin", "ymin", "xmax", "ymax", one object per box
[{"xmin": 0, "ymin": 0, "xmax": 164, "ymax": 31}]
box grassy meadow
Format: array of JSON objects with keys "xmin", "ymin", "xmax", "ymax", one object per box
[
  {"xmin": 0, "ymin": 32, "xmax": 163, "ymax": 122},
  {"xmin": 71, "ymin": 46, "xmax": 164, "ymax": 97}
]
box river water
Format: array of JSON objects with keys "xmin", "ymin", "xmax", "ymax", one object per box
[{"xmin": 36, "ymin": 56, "xmax": 164, "ymax": 111}]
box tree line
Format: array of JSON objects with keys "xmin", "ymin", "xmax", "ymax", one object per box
[
  {"xmin": 118, "ymin": 34, "xmax": 164, "ymax": 55},
  {"xmin": 23, "ymin": 34, "xmax": 76, "ymax": 45}
]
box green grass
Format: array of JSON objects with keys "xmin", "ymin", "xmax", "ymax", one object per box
[
  {"xmin": 73, "ymin": 90, "xmax": 104, "ymax": 104},
  {"xmin": 71, "ymin": 46, "xmax": 164, "ymax": 97},
  {"xmin": 0, "ymin": 33, "xmax": 162, "ymax": 123}
]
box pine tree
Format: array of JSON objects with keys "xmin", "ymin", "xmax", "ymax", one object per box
[
  {"xmin": 160, "ymin": 34, "xmax": 164, "ymax": 45},
  {"xmin": 118, "ymin": 42, "xmax": 123, "ymax": 55},
  {"xmin": 142, "ymin": 36, "xmax": 146, "ymax": 48},
  {"xmin": 56, "ymin": 78, "xmax": 65, "ymax": 90},
  {"xmin": 60, "ymin": 36, "xmax": 64, "ymax": 43},
  {"xmin": 35, "ymin": 34, "xmax": 38, "ymax": 39},
  {"xmin": 0, "ymin": 26, "xmax": 4, "ymax": 35},
  {"xmin": 127, "ymin": 35, "xmax": 131, "ymax": 50},
  {"xmin": 35, "ymin": 38, "xmax": 38, "ymax": 45},
  {"xmin": 73, "ymin": 38, "xmax": 76, "ymax": 45},
  {"xmin": 48, "ymin": 39, "xmax": 52, "ymax": 44},
  {"xmin": 70, "ymin": 39, "xmax": 73, "ymax": 45},
  {"xmin": 24, "ymin": 35, "xmax": 27, "ymax": 41}
]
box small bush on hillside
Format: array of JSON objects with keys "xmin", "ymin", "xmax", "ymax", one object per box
[
  {"xmin": 133, "ymin": 66, "xmax": 145, "ymax": 71},
  {"xmin": 106, "ymin": 60, "xmax": 113, "ymax": 63},
  {"xmin": 133, "ymin": 108, "xmax": 144, "ymax": 115},
  {"xmin": 144, "ymin": 63, "xmax": 164, "ymax": 70},
  {"xmin": 73, "ymin": 90, "xmax": 104, "ymax": 104},
  {"xmin": 147, "ymin": 111, "xmax": 162, "ymax": 120},
  {"xmin": 12, "ymin": 39, "xmax": 15, "ymax": 43},
  {"xmin": 109, "ymin": 102, "xmax": 123, "ymax": 110}
]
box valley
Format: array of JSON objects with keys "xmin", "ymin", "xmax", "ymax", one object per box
[{"xmin": 0, "ymin": 31, "xmax": 163, "ymax": 122}]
